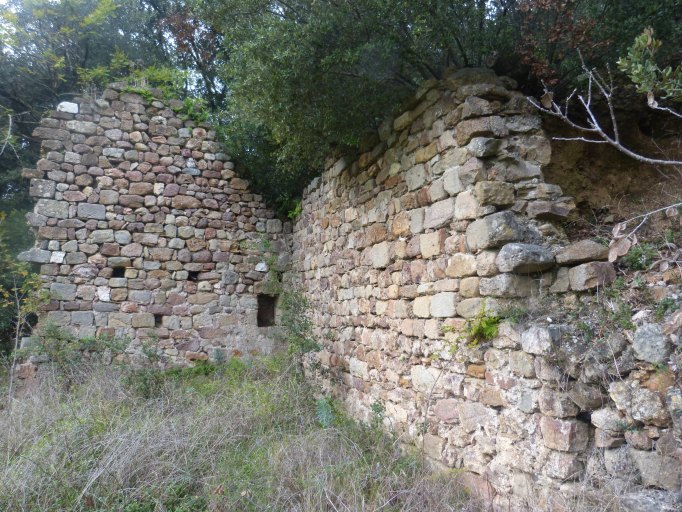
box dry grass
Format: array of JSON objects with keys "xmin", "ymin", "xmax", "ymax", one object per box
[{"xmin": 0, "ymin": 357, "xmax": 479, "ymax": 511}]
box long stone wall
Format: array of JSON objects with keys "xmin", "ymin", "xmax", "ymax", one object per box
[
  {"xmin": 291, "ymin": 69, "xmax": 681, "ymax": 509},
  {"xmin": 19, "ymin": 84, "xmax": 289, "ymax": 363}
]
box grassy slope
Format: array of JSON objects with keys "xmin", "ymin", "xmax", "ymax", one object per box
[{"xmin": 0, "ymin": 357, "xmax": 478, "ymax": 512}]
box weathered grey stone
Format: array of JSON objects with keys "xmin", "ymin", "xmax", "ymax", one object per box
[
  {"xmin": 629, "ymin": 449, "xmax": 681, "ymax": 491},
  {"xmin": 609, "ymin": 381, "xmax": 671, "ymax": 427},
  {"xmin": 467, "ymin": 137, "xmax": 504, "ymax": 158},
  {"xmin": 466, "ymin": 211, "xmax": 525, "ymax": 251},
  {"xmin": 495, "ymin": 243, "xmax": 555, "ymax": 273},
  {"xmin": 17, "ymin": 248, "xmax": 51, "ymax": 263},
  {"xmin": 424, "ymin": 198, "xmax": 455, "ymax": 229},
  {"xmin": 77, "ymin": 203, "xmax": 106, "ymax": 220},
  {"xmin": 35, "ymin": 199, "xmax": 69, "ymax": 219},
  {"xmin": 555, "ymin": 240, "xmax": 609, "ymax": 265},
  {"xmin": 371, "ymin": 241, "xmax": 390, "ymax": 268},
  {"xmin": 50, "ymin": 283, "xmax": 77, "ymax": 301},
  {"xmin": 591, "ymin": 408, "xmax": 627, "ymax": 432},
  {"xmin": 29, "ymin": 179, "xmax": 56, "ymax": 198},
  {"xmin": 411, "ymin": 365, "xmax": 440, "ymax": 393},
  {"xmin": 479, "ymin": 273, "xmax": 537, "ymax": 297},
  {"xmin": 620, "ymin": 490, "xmax": 682, "ymax": 512},
  {"xmin": 405, "ymin": 165, "xmax": 427, "ymax": 191},
  {"xmin": 474, "ymin": 181, "xmax": 515, "ymax": 206},
  {"xmin": 521, "ymin": 326, "xmax": 557, "ymax": 355},
  {"xmin": 91, "ymin": 229, "xmax": 114, "ymax": 243},
  {"xmin": 66, "ymin": 120, "xmax": 97, "ymax": 135},
  {"xmin": 457, "ymin": 402, "xmax": 498, "ymax": 433},
  {"xmin": 568, "ymin": 262, "xmax": 616, "ymax": 291},
  {"xmin": 431, "ymin": 292, "xmax": 457, "ymax": 317},
  {"xmin": 539, "ymin": 387, "xmax": 579, "ymax": 418},
  {"xmin": 632, "ymin": 323, "xmax": 671, "ymax": 364}
]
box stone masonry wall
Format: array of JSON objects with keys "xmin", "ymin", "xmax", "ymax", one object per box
[
  {"xmin": 19, "ymin": 84, "xmax": 289, "ymax": 363},
  {"xmin": 292, "ymin": 68, "xmax": 681, "ymax": 510}
]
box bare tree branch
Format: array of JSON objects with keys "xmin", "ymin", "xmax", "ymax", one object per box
[{"xmin": 530, "ymin": 54, "xmax": 682, "ymax": 168}]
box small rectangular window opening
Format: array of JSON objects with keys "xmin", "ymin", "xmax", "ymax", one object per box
[
  {"xmin": 154, "ymin": 314, "xmax": 163, "ymax": 328},
  {"xmin": 112, "ymin": 267, "xmax": 125, "ymax": 278},
  {"xmin": 257, "ymin": 294, "xmax": 278, "ymax": 327},
  {"xmin": 188, "ymin": 270, "xmax": 200, "ymax": 282}
]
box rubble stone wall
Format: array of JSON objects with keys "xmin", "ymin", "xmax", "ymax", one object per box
[
  {"xmin": 20, "ymin": 84, "xmax": 290, "ymax": 362},
  {"xmin": 291, "ymin": 69, "xmax": 681, "ymax": 509}
]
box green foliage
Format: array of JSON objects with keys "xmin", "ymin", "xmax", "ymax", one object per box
[
  {"xmin": 655, "ymin": 297, "xmax": 678, "ymax": 321},
  {"xmin": 446, "ymin": 304, "xmax": 501, "ymax": 350},
  {"xmin": 620, "ymin": 243, "xmax": 657, "ymax": 270},
  {"xmin": 315, "ymin": 396, "xmax": 336, "ymax": 428},
  {"xmin": 278, "ymin": 282, "xmax": 319, "ymax": 356},
  {"xmin": 618, "ymin": 28, "xmax": 682, "ymax": 102}
]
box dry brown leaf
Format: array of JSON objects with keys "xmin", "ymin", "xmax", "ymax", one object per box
[
  {"xmin": 608, "ymin": 237, "xmax": 631, "ymax": 262},
  {"xmin": 541, "ymin": 91, "xmax": 553, "ymax": 109},
  {"xmin": 612, "ymin": 222, "xmax": 627, "ymax": 238},
  {"xmin": 662, "ymin": 308, "xmax": 682, "ymax": 335}
]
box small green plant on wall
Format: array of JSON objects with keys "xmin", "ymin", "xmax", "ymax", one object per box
[{"xmin": 444, "ymin": 303, "xmax": 501, "ymax": 351}]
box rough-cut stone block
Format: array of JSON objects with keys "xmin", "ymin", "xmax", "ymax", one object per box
[
  {"xmin": 411, "ymin": 365, "xmax": 439, "ymax": 393},
  {"xmin": 467, "ymin": 137, "xmax": 504, "ymax": 158},
  {"xmin": 539, "ymin": 387, "xmax": 579, "ymax": 418},
  {"xmin": 629, "ymin": 449, "xmax": 681, "ymax": 491},
  {"xmin": 609, "ymin": 381, "xmax": 670, "ymax": 427},
  {"xmin": 454, "ymin": 190, "xmax": 482, "ymax": 220},
  {"xmin": 455, "ymin": 116, "xmax": 508, "ymax": 146},
  {"xmin": 457, "ymin": 402, "xmax": 498, "ymax": 433},
  {"xmin": 29, "ymin": 179, "xmax": 56, "ymax": 198},
  {"xmin": 479, "ymin": 273, "xmax": 536, "ymax": 297},
  {"xmin": 350, "ymin": 357, "xmax": 369, "ymax": 379},
  {"xmin": 66, "ymin": 120, "xmax": 97, "ymax": 135},
  {"xmin": 50, "ymin": 283, "xmax": 77, "ymax": 301},
  {"xmin": 521, "ymin": 326, "xmax": 557, "ymax": 355},
  {"xmin": 18, "ymin": 248, "xmax": 51, "ymax": 263},
  {"xmin": 413, "ymin": 296, "xmax": 431, "ymax": 318},
  {"xmin": 371, "ymin": 241, "xmax": 390, "ymax": 268},
  {"xmin": 420, "ymin": 231, "xmax": 443, "ymax": 258},
  {"xmin": 539, "ymin": 417, "xmax": 589, "ymax": 452},
  {"xmin": 431, "ymin": 292, "xmax": 457, "ymax": 317},
  {"xmin": 424, "ymin": 198, "xmax": 455, "ymax": 229},
  {"xmin": 568, "ymin": 262, "xmax": 615, "ymax": 290},
  {"xmin": 495, "ymin": 243, "xmax": 555, "ymax": 273},
  {"xmin": 405, "ymin": 165, "xmax": 427, "ymax": 191},
  {"xmin": 434, "ymin": 399, "xmax": 459, "ymax": 422},
  {"xmin": 35, "ymin": 199, "xmax": 69, "ymax": 219},
  {"xmin": 445, "ymin": 253, "xmax": 476, "ymax": 277},
  {"xmin": 555, "ymin": 240, "xmax": 608, "ymax": 265},
  {"xmin": 466, "ymin": 211, "xmax": 524, "ymax": 251},
  {"xmin": 474, "ymin": 181, "xmax": 514, "ymax": 206},
  {"xmin": 77, "ymin": 203, "xmax": 106, "ymax": 220},
  {"xmin": 543, "ymin": 451, "xmax": 583, "ymax": 480},
  {"xmin": 171, "ymin": 195, "xmax": 201, "ymax": 209}
]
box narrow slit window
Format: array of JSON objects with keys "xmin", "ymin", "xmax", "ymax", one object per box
[
  {"xmin": 112, "ymin": 267, "xmax": 125, "ymax": 278},
  {"xmin": 154, "ymin": 314, "xmax": 163, "ymax": 328},
  {"xmin": 257, "ymin": 294, "xmax": 278, "ymax": 327}
]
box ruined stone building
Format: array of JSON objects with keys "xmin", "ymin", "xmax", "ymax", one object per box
[{"xmin": 19, "ymin": 69, "xmax": 681, "ymax": 509}]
